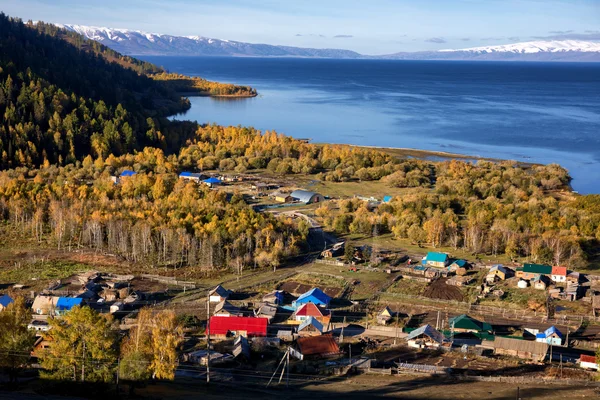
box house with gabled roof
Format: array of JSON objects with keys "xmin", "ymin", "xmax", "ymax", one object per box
[
  {"xmin": 262, "ymin": 290, "xmax": 284, "ymax": 305},
  {"xmin": 209, "ymin": 285, "xmax": 230, "ymax": 303},
  {"xmin": 406, "ymin": 325, "xmax": 448, "ymax": 349},
  {"xmin": 0, "ymin": 294, "xmax": 14, "ymax": 311},
  {"xmin": 535, "ymin": 326, "xmax": 563, "ymax": 346},
  {"xmin": 422, "ymin": 252, "xmax": 449, "ymax": 269},
  {"xmin": 298, "ymin": 317, "xmax": 324, "ymax": 337},
  {"xmin": 214, "ymin": 300, "xmax": 242, "ymax": 317},
  {"xmin": 296, "ymin": 335, "xmax": 340, "ymax": 358},
  {"xmin": 579, "ymin": 354, "xmax": 599, "ymax": 371},
  {"xmin": 179, "ymin": 171, "xmax": 204, "ymax": 182},
  {"xmin": 493, "ymin": 337, "xmax": 548, "ymax": 362},
  {"xmin": 55, "ymin": 297, "xmax": 83, "ymax": 315},
  {"xmin": 486, "ymin": 265, "xmax": 508, "ymax": 284},
  {"xmin": 293, "ymin": 302, "xmax": 330, "ymax": 325},
  {"xmin": 449, "ymin": 314, "xmax": 492, "ymax": 333},
  {"xmin": 377, "ymin": 306, "xmax": 394, "ymax": 325},
  {"xmin": 551, "ymin": 266, "xmax": 567, "ymax": 283},
  {"xmin": 517, "ymin": 263, "xmax": 552, "ymax": 280},
  {"xmin": 208, "ymin": 316, "xmax": 267, "ymax": 338},
  {"xmin": 32, "ymin": 295, "xmax": 60, "ymax": 315},
  {"xmin": 293, "ymin": 288, "xmax": 331, "ymax": 308}
]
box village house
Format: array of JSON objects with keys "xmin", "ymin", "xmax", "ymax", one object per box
[
  {"xmin": 296, "ymin": 335, "xmax": 340, "ymax": 359},
  {"xmin": 208, "ymin": 316, "xmax": 268, "ymax": 338},
  {"xmin": 55, "ymin": 297, "xmax": 83, "ymax": 316},
  {"xmin": 31, "ymin": 337, "xmax": 52, "ymax": 359},
  {"xmin": 178, "ymin": 171, "xmax": 204, "ymax": 183},
  {"xmin": 290, "ymin": 190, "xmax": 325, "ymax": 204},
  {"xmin": 0, "ymin": 294, "xmax": 14, "ymax": 311},
  {"xmin": 110, "ymin": 302, "xmax": 124, "ymax": 314},
  {"xmin": 185, "ymin": 350, "xmax": 233, "ymax": 366},
  {"xmin": 31, "ymin": 295, "xmax": 59, "ymax": 315},
  {"xmin": 486, "ymin": 265, "xmax": 508, "ymax": 284},
  {"xmin": 293, "ymin": 302, "xmax": 331, "ymax": 325},
  {"xmin": 567, "ymin": 271, "xmax": 580, "ymax": 284},
  {"xmin": 28, "ymin": 320, "xmax": 50, "ymax": 333},
  {"xmin": 272, "ymin": 191, "xmax": 293, "ymax": 203},
  {"xmin": 321, "ymin": 242, "xmax": 345, "ymax": 258},
  {"xmin": 422, "ymin": 252, "xmax": 449, "ymax": 269},
  {"xmin": 297, "ymin": 317, "xmax": 324, "ymax": 337},
  {"xmin": 214, "ymin": 300, "xmax": 242, "ymax": 317},
  {"xmin": 377, "ymin": 306, "xmax": 394, "ymax": 325},
  {"xmin": 516, "ymin": 263, "xmax": 552, "ymax": 280},
  {"xmin": 406, "ymin": 325, "xmax": 448, "ymax": 349},
  {"xmin": 551, "ymin": 266, "xmax": 567, "ymax": 283},
  {"xmin": 493, "ymin": 337, "xmax": 548, "ymax": 362},
  {"xmin": 256, "ymin": 303, "xmax": 278, "ymax": 322},
  {"xmin": 209, "ymin": 285, "xmax": 230, "ymax": 303},
  {"xmin": 535, "ymin": 326, "xmax": 563, "ymax": 346},
  {"xmin": 449, "ymin": 314, "xmax": 492, "ymax": 333},
  {"xmin": 292, "ymin": 288, "xmax": 331, "ymax": 308},
  {"xmin": 448, "ymin": 259, "xmax": 467, "ymax": 274},
  {"xmin": 579, "ymin": 354, "xmax": 599, "ymax": 371}
]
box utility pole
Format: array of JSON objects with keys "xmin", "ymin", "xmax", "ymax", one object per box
[
  {"xmin": 206, "ymin": 295, "xmax": 211, "ymax": 385},
  {"xmin": 286, "ymin": 347, "xmax": 290, "ymax": 389},
  {"xmin": 116, "ymin": 357, "xmax": 120, "ymax": 394},
  {"xmin": 394, "ymin": 313, "xmax": 399, "ymax": 346},
  {"xmin": 349, "ymin": 344, "xmax": 352, "ymax": 363},
  {"xmin": 516, "ymin": 386, "xmax": 520, "ymax": 400},
  {"xmin": 267, "ymin": 348, "xmax": 289, "ymax": 388},
  {"xmin": 81, "ymin": 341, "xmax": 86, "ymax": 382}
]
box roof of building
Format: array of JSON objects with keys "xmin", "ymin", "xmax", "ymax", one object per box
[
  {"xmin": 203, "ymin": 177, "xmax": 222, "ymax": 184},
  {"xmin": 208, "ymin": 316, "xmax": 267, "ymax": 336},
  {"xmin": 263, "ymin": 290, "xmax": 285, "ymax": 303},
  {"xmin": 299, "ymin": 317, "xmax": 324, "ymax": 333},
  {"xmin": 493, "ymin": 337, "xmax": 549, "ymax": 355},
  {"xmin": 406, "ymin": 324, "xmax": 446, "ymax": 344},
  {"xmin": 449, "ymin": 314, "xmax": 492, "ymax": 332},
  {"xmin": 551, "ymin": 266, "xmax": 567, "ymax": 276},
  {"xmin": 451, "ymin": 259, "xmax": 467, "ymax": 267},
  {"xmin": 31, "ymin": 295, "xmax": 59, "ymax": 311},
  {"xmin": 580, "ymin": 354, "xmax": 596, "ymax": 363},
  {"xmin": 214, "ymin": 301, "xmax": 241, "ymax": 315},
  {"xmin": 297, "ymin": 335, "xmax": 340, "ymax": 356},
  {"xmin": 425, "ymin": 252, "xmax": 449, "ymax": 263},
  {"xmin": 523, "ymin": 263, "xmax": 552, "ymax": 275},
  {"xmin": 489, "ymin": 264, "xmax": 507, "ymax": 274},
  {"xmin": 379, "ymin": 306, "xmax": 393, "ymax": 318},
  {"xmin": 0, "ymin": 294, "xmax": 14, "ymax": 308},
  {"xmin": 295, "ymin": 302, "xmax": 326, "ymax": 318},
  {"xmin": 209, "ymin": 285, "xmax": 230, "ymax": 298},
  {"xmin": 120, "ymin": 170, "xmax": 136, "ymax": 177},
  {"xmin": 383, "ymin": 196, "xmax": 393, "ymax": 203},
  {"xmin": 257, "ymin": 303, "xmax": 278, "ymax": 318},
  {"xmin": 290, "ymin": 190, "xmax": 321, "ymax": 203},
  {"xmin": 296, "ymin": 288, "xmax": 331, "ymax": 305},
  {"xmin": 56, "ymin": 297, "xmax": 83, "ymax": 311},
  {"xmin": 542, "ymin": 326, "xmax": 563, "ymax": 338},
  {"xmin": 179, "ymin": 172, "xmax": 203, "ymax": 178}
]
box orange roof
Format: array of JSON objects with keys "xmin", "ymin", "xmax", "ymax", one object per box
[
  {"xmin": 551, "ymin": 266, "xmax": 567, "ymax": 276},
  {"xmin": 580, "ymin": 354, "xmax": 596, "ymax": 363},
  {"xmin": 297, "ymin": 335, "xmax": 340, "ymax": 356},
  {"xmin": 295, "ymin": 302, "xmax": 326, "ymax": 317}
]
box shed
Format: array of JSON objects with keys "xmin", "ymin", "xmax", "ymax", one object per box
[
  {"xmin": 208, "ymin": 316, "xmax": 267, "ymax": 337},
  {"xmin": 214, "ymin": 300, "xmax": 242, "ymax": 317},
  {"xmin": 0, "ymin": 294, "xmax": 14, "ymax": 311},
  {"xmin": 296, "ymin": 335, "xmax": 340, "ymax": 358},
  {"xmin": 517, "ymin": 279, "xmax": 529, "ymax": 289},
  {"xmin": 532, "ymin": 275, "xmax": 550, "ymax": 290},
  {"xmin": 377, "ymin": 306, "xmax": 394, "ymax": 325},
  {"xmin": 493, "ymin": 337, "xmax": 548, "ymax": 362},
  {"xmin": 449, "ymin": 314, "xmax": 492, "ymax": 333},
  {"xmin": 256, "ymin": 303, "xmax": 278, "ymax": 322},
  {"xmin": 209, "ymin": 285, "xmax": 230, "ymax": 303},
  {"xmin": 293, "ymin": 288, "xmax": 331, "ymax": 308},
  {"xmin": 203, "ymin": 177, "xmax": 222, "ymax": 187},
  {"xmin": 274, "ymin": 194, "xmax": 293, "ymax": 203},
  {"xmin": 262, "ymin": 290, "xmax": 284, "ymax": 305},
  {"xmin": 486, "ymin": 265, "xmax": 508, "ymax": 283},
  {"xmin": 298, "ymin": 317, "xmax": 324, "ymax": 337},
  {"xmin": 290, "ymin": 190, "xmax": 325, "ymax": 204},
  {"xmin": 382, "ymin": 196, "xmax": 393, "ymax": 203},
  {"xmin": 233, "ymin": 335, "xmax": 251, "ymax": 359},
  {"xmin": 55, "ymin": 297, "xmax": 83, "ymax": 315},
  {"xmin": 579, "ymin": 354, "xmax": 599, "ymax": 371},
  {"xmin": 422, "ymin": 252, "xmax": 449, "ymax": 268}
]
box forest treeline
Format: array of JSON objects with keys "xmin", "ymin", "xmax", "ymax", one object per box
[
  {"xmin": 152, "ymin": 73, "xmax": 257, "ymax": 97},
  {"xmin": 317, "ymin": 159, "xmax": 598, "ymax": 267}
]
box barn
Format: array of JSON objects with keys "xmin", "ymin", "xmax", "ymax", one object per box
[{"xmin": 290, "ymin": 190, "xmax": 325, "ymax": 204}]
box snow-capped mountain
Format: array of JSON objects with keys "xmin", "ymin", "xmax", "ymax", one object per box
[
  {"xmin": 54, "ymin": 24, "xmax": 600, "ymax": 61},
  {"xmin": 55, "ymin": 24, "xmax": 361, "ymax": 58},
  {"xmin": 439, "ymin": 40, "xmax": 600, "ymax": 54}
]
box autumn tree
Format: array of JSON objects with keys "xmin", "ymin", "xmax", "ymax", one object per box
[
  {"xmin": 40, "ymin": 306, "xmax": 116, "ymax": 383},
  {"xmin": 0, "ymin": 297, "xmax": 36, "ymax": 383}
]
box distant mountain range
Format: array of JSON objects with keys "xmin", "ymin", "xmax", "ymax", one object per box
[{"xmin": 57, "ymin": 24, "xmax": 600, "ymax": 62}]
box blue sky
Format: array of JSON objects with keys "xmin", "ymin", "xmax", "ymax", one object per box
[{"xmin": 2, "ymin": 0, "xmax": 599, "ymax": 53}]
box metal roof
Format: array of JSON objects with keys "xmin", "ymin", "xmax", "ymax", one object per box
[
  {"xmin": 290, "ymin": 190, "xmax": 320, "ymax": 203},
  {"xmin": 295, "ymin": 302, "xmax": 325, "ymax": 317},
  {"xmin": 406, "ymin": 324, "xmax": 446, "ymax": 344},
  {"xmin": 299, "ymin": 317, "xmax": 324, "ymax": 333},
  {"xmin": 489, "ymin": 264, "xmax": 507, "ymax": 274},
  {"xmin": 208, "ymin": 316, "xmax": 267, "ymax": 337},
  {"xmin": 493, "ymin": 337, "xmax": 549, "ymax": 355},
  {"xmin": 56, "ymin": 297, "xmax": 83, "ymax": 310},
  {"xmin": 203, "ymin": 177, "xmax": 222, "ymax": 184},
  {"xmin": 179, "ymin": 172, "xmax": 203, "ymax": 178},
  {"xmin": 120, "ymin": 170, "xmax": 136, "ymax": 177},
  {"xmin": 209, "ymin": 285, "xmax": 230, "ymax": 298},
  {"xmin": 542, "ymin": 326, "xmax": 563, "ymax": 338},
  {"xmin": 551, "ymin": 266, "xmax": 567, "ymax": 276},
  {"xmin": 425, "ymin": 252, "xmax": 448, "ymax": 263},
  {"xmin": 523, "ymin": 263, "xmax": 552, "ymax": 275},
  {"xmin": 449, "ymin": 314, "xmax": 492, "ymax": 332},
  {"xmin": 0, "ymin": 294, "xmax": 13, "ymax": 308},
  {"xmin": 295, "ymin": 288, "xmax": 331, "ymax": 306},
  {"xmin": 297, "ymin": 335, "xmax": 340, "ymax": 356}
]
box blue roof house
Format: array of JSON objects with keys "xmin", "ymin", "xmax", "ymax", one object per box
[
  {"xmin": 292, "ymin": 288, "xmax": 331, "ymax": 308},
  {"xmin": 120, "ymin": 170, "xmax": 137, "ymax": 177},
  {"xmin": 0, "ymin": 294, "xmax": 14, "ymax": 311},
  {"xmin": 383, "ymin": 196, "xmax": 393, "ymax": 203},
  {"xmin": 422, "ymin": 252, "xmax": 450, "ymax": 268},
  {"xmin": 55, "ymin": 297, "xmax": 83, "ymax": 315},
  {"xmin": 203, "ymin": 177, "xmax": 222, "ymax": 187},
  {"xmin": 535, "ymin": 326, "xmax": 563, "ymax": 346}
]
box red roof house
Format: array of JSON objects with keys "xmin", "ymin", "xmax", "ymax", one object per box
[
  {"xmin": 294, "ymin": 302, "xmax": 331, "ymax": 325},
  {"xmin": 208, "ymin": 316, "xmax": 267, "ymax": 337},
  {"xmin": 297, "ymin": 335, "xmax": 340, "ymax": 357},
  {"xmin": 551, "ymin": 266, "xmax": 568, "ymax": 282}
]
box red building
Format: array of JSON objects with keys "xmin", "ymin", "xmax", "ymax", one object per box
[{"xmin": 208, "ymin": 316, "xmax": 268, "ymax": 337}]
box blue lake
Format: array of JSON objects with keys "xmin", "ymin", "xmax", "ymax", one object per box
[{"xmin": 142, "ymin": 56, "xmax": 600, "ymax": 194}]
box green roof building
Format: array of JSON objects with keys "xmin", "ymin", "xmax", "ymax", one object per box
[
  {"xmin": 423, "ymin": 252, "xmax": 450, "ymax": 268},
  {"xmin": 523, "ymin": 264, "xmax": 552, "ymax": 275},
  {"xmin": 449, "ymin": 314, "xmax": 492, "ymax": 333}
]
